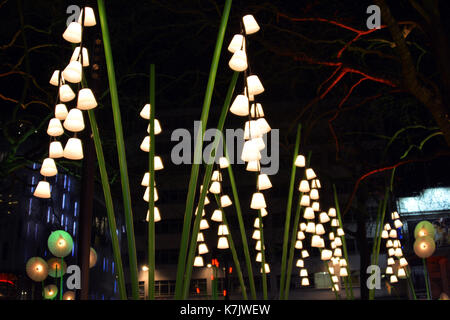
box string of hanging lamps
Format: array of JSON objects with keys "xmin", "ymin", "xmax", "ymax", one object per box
[
  {"xmin": 227, "ymin": 14, "xmax": 273, "ymax": 275},
  {"xmin": 193, "ymin": 184, "xmax": 213, "ymax": 267},
  {"xmin": 34, "ymin": 7, "xmax": 97, "ymax": 199}
]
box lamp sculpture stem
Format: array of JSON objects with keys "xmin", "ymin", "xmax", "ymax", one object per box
[
  {"xmin": 405, "ymin": 265, "xmax": 417, "ymax": 300},
  {"xmin": 60, "ymin": 257, "xmax": 64, "ymax": 300},
  {"xmin": 279, "ymin": 124, "xmax": 302, "ymax": 299},
  {"xmin": 174, "ymin": 0, "xmax": 232, "ymax": 299},
  {"xmin": 97, "ymin": 0, "xmax": 140, "ymax": 299},
  {"xmin": 258, "ymin": 209, "xmax": 268, "ymax": 300},
  {"xmin": 147, "ymin": 64, "xmax": 156, "ymax": 300},
  {"xmin": 423, "ymin": 258, "xmax": 431, "ymax": 300}
]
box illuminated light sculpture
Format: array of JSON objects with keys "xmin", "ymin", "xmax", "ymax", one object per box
[
  {"xmin": 242, "ymin": 14, "xmax": 260, "ymax": 35},
  {"xmin": 229, "ymin": 49, "xmax": 248, "ymax": 72},
  {"xmin": 89, "ymin": 247, "xmax": 97, "ymax": 268},
  {"xmin": 47, "ymin": 118, "xmax": 64, "ymax": 136},
  {"xmin": 211, "ymin": 209, "xmax": 223, "ymax": 222},
  {"xmin": 26, "ymin": 257, "xmax": 49, "ymax": 282},
  {"xmin": 146, "ymin": 207, "xmax": 161, "ymax": 222},
  {"xmin": 246, "ymin": 75, "xmax": 264, "ymax": 96},
  {"xmin": 62, "ymin": 291, "xmax": 76, "ymax": 300},
  {"xmin": 250, "ymin": 192, "xmax": 266, "ymax": 209},
  {"xmin": 257, "ymin": 174, "xmax": 272, "ymax": 190},
  {"xmin": 64, "ymin": 137, "xmax": 83, "ymax": 160},
  {"xmin": 62, "ymin": 60, "xmax": 82, "ymax": 83},
  {"xmin": 33, "ymin": 181, "xmax": 51, "ymax": 199},
  {"xmin": 48, "ymin": 230, "xmax": 74, "ymax": 258},
  {"xmin": 414, "ymin": 236, "xmax": 436, "ymax": 258},
  {"xmin": 59, "ymin": 84, "xmax": 76, "ymax": 102},
  {"xmin": 71, "ymin": 46, "xmax": 89, "ymax": 66},
  {"xmin": 414, "ymin": 221, "xmax": 435, "ymax": 239},
  {"xmin": 228, "ymin": 34, "xmax": 244, "ymax": 53},
  {"xmin": 55, "ymin": 104, "xmax": 69, "ymax": 120},
  {"xmin": 229, "ymin": 94, "xmax": 249, "ymax": 116},
  {"xmin": 217, "ymin": 236, "xmax": 229, "ymax": 249},
  {"xmin": 78, "ymin": 7, "xmax": 97, "ymax": 26},
  {"xmin": 193, "ymin": 256, "xmax": 204, "ymax": 267},
  {"xmin": 47, "ymin": 258, "xmax": 67, "ymax": 278},
  {"xmin": 303, "ymin": 207, "xmax": 315, "ymax": 220},
  {"xmin": 62, "ymin": 22, "xmax": 82, "ymax": 43},
  {"xmin": 77, "ymin": 88, "xmax": 97, "ymax": 110},
  {"xmin": 295, "ymin": 155, "xmax": 306, "ymax": 167},
  {"xmin": 44, "ymin": 285, "xmax": 59, "ymax": 300},
  {"xmin": 64, "ymin": 108, "xmax": 85, "ymax": 132},
  {"xmin": 40, "ymin": 158, "xmax": 58, "ymax": 177}
]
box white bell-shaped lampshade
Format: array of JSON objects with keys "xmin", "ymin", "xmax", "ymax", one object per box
[
  {"xmin": 394, "ymin": 219, "xmax": 403, "ymax": 229},
  {"xmin": 255, "ymin": 240, "xmax": 264, "ymax": 251},
  {"xmin": 252, "ymin": 229, "xmax": 261, "ymax": 240},
  {"xmin": 243, "ymin": 14, "xmax": 260, "ymax": 35},
  {"xmin": 241, "ymin": 140, "xmax": 261, "ymax": 162},
  {"xmin": 254, "ymin": 217, "xmax": 261, "ymax": 229},
  {"xmin": 34, "ymin": 180, "xmax": 51, "ymax": 198},
  {"xmin": 398, "ymin": 268, "xmax": 406, "ymax": 278},
  {"xmin": 300, "ymin": 195, "xmax": 310, "ymax": 207},
  {"xmin": 50, "ymin": 70, "xmax": 62, "ymax": 86},
  {"xmin": 71, "ymin": 47, "xmax": 89, "ymax": 66},
  {"xmin": 384, "ymin": 223, "xmax": 391, "ymax": 231},
  {"xmin": 295, "ymin": 240, "xmax": 303, "ymax": 249},
  {"xmin": 329, "ymin": 232, "xmax": 335, "ymax": 240},
  {"xmin": 331, "ymin": 219, "xmax": 339, "ymax": 227},
  {"xmin": 301, "ymin": 277, "xmax": 310, "ymax": 286},
  {"xmin": 340, "ymin": 267, "xmax": 348, "ymax": 277},
  {"xmin": 140, "ymin": 136, "xmax": 150, "ymax": 152},
  {"xmin": 388, "ymin": 248, "xmax": 395, "ymax": 256},
  {"xmin": 218, "ymin": 224, "xmax": 229, "ymax": 236},
  {"xmin": 253, "ymin": 137, "xmax": 265, "ymax": 151},
  {"xmin": 40, "ymin": 158, "xmax": 57, "ymax": 177},
  {"xmin": 381, "ymin": 230, "xmax": 389, "ymax": 239},
  {"xmin": 337, "ymin": 228, "xmax": 345, "ymax": 236},
  {"xmin": 147, "ymin": 119, "xmax": 162, "ymax": 135},
  {"xmin": 339, "ymin": 259, "xmax": 347, "ymax": 267},
  {"xmin": 77, "ymin": 88, "xmax": 97, "ymax": 110},
  {"xmin": 193, "ymin": 256, "xmax": 204, "ymax": 267},
  {"xmin": 217, "ymin": 236, "xmax": 229, "ymax": 249},
  {"xmin": 328, "ymin": 208, "xmax": 337, "ymax": 217},
  {"xmin": 331, "ymin": 241, "xmax": 336, "ymax": 249},
  {"xmin": 303, "ymin": 207, "xmax": 314, "ymax": 220},
  {"xmin": 47, "ymin": 118, "xmax": 64, "ymax": 136},
  {"xmin": 311, "ymin": 235, "xmax": 323, "ymax": 248},
  {"xmin": 389, "ymin": 229, "xmax": 397, "ymax": 238},
  {"xmin": 143, "ymin": 186, "xmax": 159, "ymax": 202},
  {"xmin": 300, "ymin": 269, "xmax": 308, "ymax": 277},
  {"xmin": 250, "ymin": 192, "xmax": 266, "ymax": 209},
  {"xmin": 305, "ymin": 168, "xmax": 317, "ymax": 180},
  {"xmin": 319, "ymin": 212, "xmax": 330, "ymax": 223},
  {"xmin": 228, "ymin": 34, "xmax": 244, "ymax": 53},
  {"xmin": 64, "ymin": 108, "xmax": 84, "ymax": 132},
  {"xmin": 260, "ymin": 207, "xmax": 268, "ymax": 217},
  {"xmin": 300, "ymin": 222, "xmax": 307, "ymax": 231},
  {"xmin": 296, "ymin": 259, "xmax": 304, "ymax": 268},
  {"xmin": 246, "ymin": 160, "xmax": 260, "ymax": 172},
  {"xmin": 209, "ymin": 181, "xmax": 221, "ymax": 194},
  {"xmin": 230, "ymin": 94, "xmax": 249, "ymax": 116},
  {"xmin": 387, "ymin": 257, "xmax": 395, "ymax": 265},
  {"xmin": 140, "ymin": 104, "xmax": 151, "ymax": 119},
  {"xmin": 257, "ymin": 174, "xmax": 272, "ymax": 190},
  {"xmin": 49, "ymin": 141, "xmax": 64, "ymax": 158},
  {"xmin": 297, "ymin": 231, "xmax": 305, "ymax": 240},
  {"xmin": 321, "ymin": 249, "xmax": 332, "ymax": 260},
  {"xmin": 386, "ymin": 240, "xmax": 393, "ymax": 248},
  {"xmin": 312, "ymin": 179, "xmax": 321, "ymax": 189},
  {"xmin": 256, "ymin": 118, "xmax": 271, "ymax": 134},
  {"xmin": 301, "ymin": 250, "xmax": 309, "ymax": 258},
  {"xmin": 146, "ymin": 207, "xmax": 161, "ymax": 222},
  {"xmin": 399, "ymin": 257, "xmax": 408, "ymax": 267},
  {"xmin": 334, "ymin": 248, "xmax": 342, "ymax": 257},
  {"xmin": 219, "ymin": 157, "xmax": 229, "ymax": 169},
  {"xmin": 246, "ymin": 75, "xmax": 264, "ymax": 96},
  {"xmin": 310, "ymin": 189, "xmax": 319, "ymax": 200},
  {"xmin": 62, "ymin": 61, "xmax": 82, "ymax": 83},
  {"xmin": 331, "ymin": 276, "xmax": 339, "ymax": 284},
  {"xmin": 261, "ymin": 263, "xmax": 270, "ymax": 274},
  {"xmin": 199, "ymin": 219, "xmax": 209, "ymax": 230},
  {"xmin": 390, "ymin": 275, "xmax": 398, "ymax": 283},
  {"xmin": 211, "ymin": 209, "xmax": 223, "ymax": 222},
  {"xmin": 295, "ymin": 155, "xmax": 306, "ymax": 167},
  {"xmin": 244, "ymin": 120, "xmax": 262, "ymax": 140},
  {"xmin": 334, "ymin": 237, "xmax": 342, "ymax": 247},
  {"xmin": 391, "ymin": 211, "xmax": 400, "ymax": 220},
  {"xmin": 62, "ymin": 22, "xmax": 82, "ymax": 43},
  {"xmin": 212, "ymin": 170, "xmax": 222, "ymax": 182},
  {"xmin": 78, "ymin": 7, "xmax": 97, "ymax": 26},
  {"xmin": 394, "ymin": 248, "xmax": 403, "ymax": 257},
  {"xmin": 328, "ymin": 267, "xmax": 335, "ymax": 274},
  {"xmin": 229, "ymin": 49, "xmax": 248, "ymax": 72},
  {"xmin": 59, "ymin": 84, "xmax": 76, "ymax": 102},
  {"xmin": 393, "ymin": 240, "xmax": 400, "ymax": 248},
  {"xmin": 298, "ymin": 180, "xmax": 310, "ymax": 193},
  {"xmin": 315, "ymin": 224, "xmax": 325, "ymax": 235},
  {"xmin": 198, "ymin": 243, "xmax": 209, "ymax": 255},
  {"xmin": 311, "ymin": 201, "xmax": 320, "ymax": 212},
  {"xmin": 55, "ymin": 104, "xmax": 68, "ymax": 120},
  {"xmin": 153, "ymin": 156, "xmax": 164, "ymax": 170},
  {"xmin": 305, "ymin": 222, "xmax": 315, "ymax": 233},
  {"xmin": 204, "ymin": 195, "xmax": 211, "ymax": 206},
  {"xmin": 220, "ymin": 195, "xmax": 232, "ymax": 207},
  {"xmin": 197, "ymin": 232, "xmax": 205, "ymax": 242}
]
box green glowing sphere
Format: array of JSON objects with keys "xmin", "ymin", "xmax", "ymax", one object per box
[
  {"xmin": 414, "ymin": 236, "xmax": 436, "ymax": 258},
  {"xmin": 414, "ymin": 221, "xmax": 435, "ymax": 239},
  {"xmin": 43, "ymin": 284, "xmax": 58, "ymax": 300},
  {"xmin": 47, "ymin": 230, "xmax": 73, "ymax": 257},
  {"xmin": 47, "ymin": 257, "xmax": 67, "ymax": 278},
  {"xmin": 25, "ymin": 257, "xmax": 48, "ymax": 282}
]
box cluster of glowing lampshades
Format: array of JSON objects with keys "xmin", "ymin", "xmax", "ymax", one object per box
[
  {"xmin": 227, "ymin": 14, "xmax": 272, "ymax": 274},
  {"xmin": 381, "ymin": 212, "xmax": 409, "ymax": 284},
  {"xmin": 139, "ymin": 103, "xmax": 163, "ymax": 223},
  {"xmin": 413, "ymin": 220, "xmax": 436, "ymax": 258},
  {"xmin": 193, "ymin": 184, "xmax": 212, "ymax": 267},
  {"xmin": 34, "ymin": 7, "xmax": 97, "ymax": 199}
]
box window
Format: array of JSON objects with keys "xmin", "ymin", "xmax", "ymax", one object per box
[
  {"xmin": 154, "ymin": 280, "xmax": 176, "ymax": 297},
  {"xmin": 139, "ymin": 281, "xmax": 145, "ymax": 299}
]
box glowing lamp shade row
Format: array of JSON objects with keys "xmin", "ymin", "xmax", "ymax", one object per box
[
  {"xmin": 48, "ymin": 230, "xmax": 74, "ymax": 258},
  {"xmin": 26, "ymin": 257, "xmax": 49, "ymax": 282}
]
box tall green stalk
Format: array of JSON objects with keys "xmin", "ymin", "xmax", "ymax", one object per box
[
  {"xmin": 181, "ymin": 71, "xmax": 239, "ymax": 299},
  {"xmin": 97, "ymin": 0, "xmax": 139, "ymax": 299},
  {"xmin": 214, "ymin": 194, "xmax": 248, "ymax": 299},
  {"xmin": 284, "ymin": 151, "xmax": 312, "ymax": 300},
  {"xmin": 174, "ymin": 0, "xmax": 232, "ymax": 298},
  {"xmin": 258, "ymin": 209, "xmax": 268, "ymax": 300},
  {"xmin": 423, "ymin": 258, "xmax": 431, "ymax": 300},
  {"xmin": 87, "ymin": 109, "xmax": 127, "ymax": 299},
  {"xmin": 223, "ymin": 146, "xmax": 257, "ymax": 299},
  {"xmin": 147, "ymin": 64, "xmax": 156, "ymax": 300},
  {"xmin": 279, "ymin": 124, "xmax": 302, "ymax": 299},
  {"xmin": 333, "ymin": 184, "xmax": 354, "ymax": 300}
]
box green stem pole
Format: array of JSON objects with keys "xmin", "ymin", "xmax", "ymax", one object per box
[
  {"xmin": 224, "ymin": 147, "xmax": 257, "ymax": 299},
  {"xmin": 284, "ymin": 151, "xmax": 311, "ymax": 300},
  {"xmin": 258, "ymin": 210, "xmax": 268, "ymax": 300},
  {"xmin": 279, "ymin": 124, "xmax": 302, "ymax": 299},
  {"xmin": 60, "ymin": 257, "xmax": 63, "ymax": 300},
  {"xmin": 423, "ymin": 258, "xmax": 431, "ymax": 300},
  {"xmin": 333, "ymin": 184, "xmax": 354, "ymax": 300},
  {"xmin": 87, "ymin": 109, "xmax": 127, "ymax": 300},
  {"xmin": 174, "ymin": 0, "xmax": 232, "ymax": 299},
  {"xmin": 213, "ymin": 194, "xmax": 248, "ymax": 299},
  {"xmin": 97, "ymin": 0, "xmax": 139, "ymax": 299},
  {"xmin": 181, "ymin": 71, "xmax": 239, "ymax": 299},
  {"xmin": 404, "ymin": 264, "xmax": 417, "ymax": 300},
  {"xmin": 147, "ymin": 64, "xmax": 156, "ymax": 300}
]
